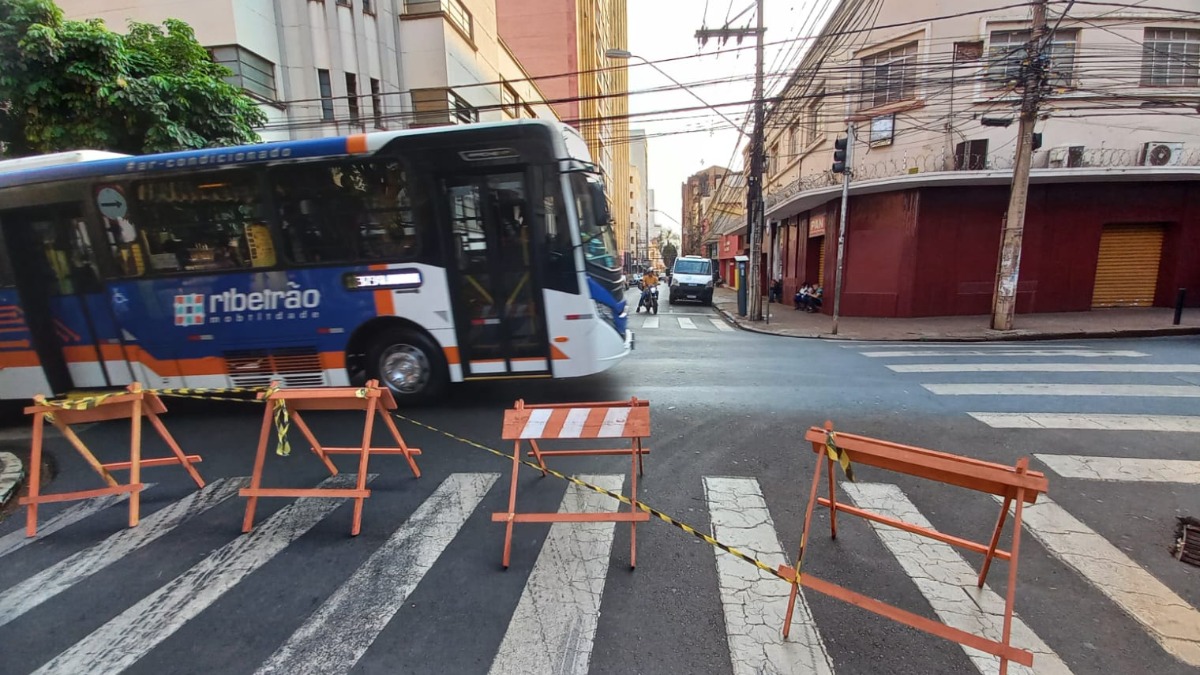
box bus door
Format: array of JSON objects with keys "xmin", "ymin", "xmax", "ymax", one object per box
[
  {"xmin": 0, "ymin": 204, "xmax": 126, "ymax": 394},
  {"xmin": 442, "ymin": 171, "xmax": 551, "ymax": 378}
]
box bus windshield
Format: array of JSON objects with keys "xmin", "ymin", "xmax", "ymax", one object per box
[
  {"xmin": 674, "ymin": 258, "xmax": 710, "ymax": 275},
  {"xmin": 571, "ymin": 173, "xmax": 618, "ymax": 270}
]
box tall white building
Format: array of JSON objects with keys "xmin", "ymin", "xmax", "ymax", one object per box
[
  {"xmin": 628, "ymin": 128, "xmax": 650, "ymax": 266},
  {"xmin": 58, "ymin": 0, "xmax": 559, "ymax": 142}
]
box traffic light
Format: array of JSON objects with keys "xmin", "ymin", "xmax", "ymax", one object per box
[{"xmin": 832, "ymin": 137, "xmax": 848, "ymax": 174}]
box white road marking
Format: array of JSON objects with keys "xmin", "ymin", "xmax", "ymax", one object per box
[
  {"xmin": 678, "ymin": 317, "xmax": 698, "ymax": 330},
  {"xmin": 1034, "ymin": 455, "xmax": 1200, "ymax": 484},
  {"xmin": 994, "ymin": 494, "xmax": 1200, "ymax": 666},
  {"xmin": 0, "ymin": 486, "xmax": 154, "ymax": 560},
  {"xmin": 642, "ymin": 316, "xmax": 659, "ymax": 329},
  {"xmin": 842, "ymin": 483, "xmax": 1073, "ymax": 675},
  {"xmin": 704, "ymin": 476, "xmax": 834, "ymax": 675},
  {"xmin": 891, "ymin": 363, "xmax": 1200, "ymax": 373},
  {"xmin": 863, "ymin": 350, "xmax": 1147, "ymax": 358},
  {"xmin": 924, "ymin": 384, "xmax": 1200, "ymax": 397},
  {"xmin": 971, "ymin": 413, "xmax": 1200, "ymax": 432},
  {"xmin": 518, "ymin": 408, "xmax": 553, "ymax": 439},
  {"xmin": 709, "ymin": 318, "xmax": 734, "ymax": 332},
  {"xmin": 559, "ymin": 408, "xmax": 590, "ymax": 439},
  {"xmin": 0, "ymin": 479, "xmax": 242, "ymax": 628},
  {"xmin": 256, "ymin": 473, "xmax": 498, "ymax": 675},
  {"xmin": 846, "ymin": 343, "xmax": 1092, "ymax": 349},
  {"xmin": 33, "ymin": 474, "xmax": 374, "ymax": 675},
  {"xmin": 489, "ymin": 474, "xmax": 624, "ymax": 675}
]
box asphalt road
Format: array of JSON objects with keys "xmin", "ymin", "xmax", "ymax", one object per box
[{"xmin": 1, "ymin": 300, "xmax": 1198, "ymax": 675}]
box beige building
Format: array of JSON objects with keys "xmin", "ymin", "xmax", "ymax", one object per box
[
  {"xmin": 628, "ymin": 129, "xmax": 650, "ymax": 269},
  {"xmin": 59, "ymin": 0, "xmax": 559, "ymax": 142},
  {"xmin": 764, "ymin": 0, "xmax": 1200, "ymax": 213}
]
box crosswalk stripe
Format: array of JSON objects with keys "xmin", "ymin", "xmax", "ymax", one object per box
[
  {"xmin": 1034, "ymin": 454, "xmax": 1200, "ymax": 484},
  {"xmin": 862, "ymin": 350, "xmax": 1147, "ymax": 358},
  {"xmin": 703, "ymin": 476, "xmax": 834, "ymax": 675},
  {"xmin": 0, "ymin": 479, "xmax": 242, "ymax": 628},
  {"xmin": 0, "ymin": 486, "xmax": 154, "ymax": 560},
  {"xmin": 32, "ymin": 474, "xmax": 374, "ymax": 675},
  {"xmin": 642, "ymin": 316, "xmax": 659, "ymax": 329},
  {"xmin": 489, "ymin": 474, "xmax": 625, "ymax": 675},
  {"xmin": 256, "ymin": 473, "xmax": 498, "ymax": 675},
  {"xmin": 890, "ymin": 363, "xmax": 1200, "ymax": 373},
  {"xmin": 847, "ymin": 343, "xmax": 1092, "ymax": 350},
  {"xmin": 924, "ymin": 383, "xmax": 1200, "ymax": 397},
  {"xmin": 709, "ymin": 318, "xmax": 734, "ymax": 332},
  {"xmin": 994, "ymin": 494, "xmax": 1200, "ymax": 666},
  {"xmin": 842, "ymin": 483, "xmax": 1073, "ymax": 675},
  {"xmin": 678, "ymin": 317, "xmax": 697, "ymax": 330},
  {"xmin": 971, "ymin": 413, "xmax": 1200, "ymax": 432}
]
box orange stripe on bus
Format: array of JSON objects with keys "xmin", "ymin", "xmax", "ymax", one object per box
[
  {"xmin": 0, "ymin": 350, "xmax": 41, "ymax": 367},
  {"xmin": 0, "ymin": 339, "xmax": 31, "ymax": 349},
  {"xmin": 368, "ymin": 263, "xmax": 396, "ymax": 317},
  {"xmin": 443, "ymin": 346, "xmax": 461, "ymax": 365},
  {"xmin": 550, "ymin": 345, "xmax": 569, "ymax": 361},
  {"xmin": 346, "ymin": 134, "xmax": 369, "ymax": 154}
]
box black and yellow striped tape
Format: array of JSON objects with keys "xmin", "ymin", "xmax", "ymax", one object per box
[{"xmin": 394, "ymin": 413, "xmax": 805, "ymax": 585}]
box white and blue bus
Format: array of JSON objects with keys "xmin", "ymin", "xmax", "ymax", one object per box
[{"xmin": 0, "ymin": 119, "xmax": 632, "ymax": 404}]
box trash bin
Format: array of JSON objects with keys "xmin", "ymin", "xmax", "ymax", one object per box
[{"xmin": 737, "ymin": 260, "xmax": 748, "ymax": 316}]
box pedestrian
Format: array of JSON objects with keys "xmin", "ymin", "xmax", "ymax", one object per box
[
  {"xmin": 794, "ymin": 282, "xmax": 811, "ymax": 310},
  {"xmin": 769, "ymin": 277, "xmax": 783, "ymax": 304}
]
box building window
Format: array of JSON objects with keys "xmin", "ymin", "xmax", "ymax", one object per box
[
  {"xmin": 803, "ymin": 99, "xmax": 821, "ymax": 146},
  {"xmin": 336, "ymin": 0, "xmax": 351, "ymax": 6},
  {"xmin": 345, "ymin": 73, "xmax": 360, "ymax": 123},
  {"xmin": 317, "ymin": 69, "xmax": 334, "ymax": 121},
  {"xmin": 370, "ymin": 78, "xmax": 383, "ymax": 128},
  {"xmin": 787, "ymin": 123, "xmax": 799, "ymax": 159},
  {"xmin": 501, "ymin": 81, "xmax": 520, "ymax": 118},
  {"xmin": 363, "ymin": 0, "xmax": 374, "ymax": 14},
  {"xmin": 411, "ymin": 87, "xmax": 479, "ymax": 127},
  {"xmin": 768, "ymin": 143, "xmax": 779, "ymax": 176},
  {"xmin": 403, "ymin": 0, "xmax": 473, "ymax": 41},
  {"xmin": 861, "ymin": 42, "xmax": 918, "ymax": 109},
  {"xmin": 209, "ymin": 45, "xmax": 277, "ymax": 100},
  {"xmin": 988, "ymin": 29, "xmax": 1077, "ymax": 88},
  {"xmin": 954, "ymin": 139, "xmax": 989, "ymax": 171},
  {"xmin": 522, "ymin": 103, "xmax": 537, "ymax": 118},
  {"xmin": 1142, "ymin": 28, "xmax": 1200, "ymax": 87}
]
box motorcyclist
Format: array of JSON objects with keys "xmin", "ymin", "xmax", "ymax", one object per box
[{"xmin": 637, "ymin": 269, "xmax": 659, "ymax": 312}]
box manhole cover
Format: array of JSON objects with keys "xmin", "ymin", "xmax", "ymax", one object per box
[{"xmin": 1171, "ymin": 517, "xmax": 1200, "ymax": 567}]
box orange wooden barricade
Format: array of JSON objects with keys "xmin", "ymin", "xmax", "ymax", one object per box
[
  {"xmin": 491, "ymin": 398, "xmax": 651, "ymax": 568},
  {"xmin": 240, "ymin": 380, "xmax": 421, "ymax": 536},
  {"xmin": 778, "ymin": 422, "xmax": 1049, "ymax": 674},
  {"xmin": 21, "ymin": 383, "xmax": 205, "ymax": 536}
]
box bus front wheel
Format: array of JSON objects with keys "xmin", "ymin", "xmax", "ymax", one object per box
[{"xmin": 367, "ymin": 327, "xmax": 448, "ymax": 405}]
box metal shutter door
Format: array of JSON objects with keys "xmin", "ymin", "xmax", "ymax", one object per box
[
  {"xmin": 817, "ymin": 238, "xmax": 826, "ymax": 284},
  {"xmin": 1091, "ymin": 224, "xmax": 1164, "ymax": 308}
]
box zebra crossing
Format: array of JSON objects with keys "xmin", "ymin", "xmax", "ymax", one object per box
[
  {"xmin": 3, "ymin": 466, "xmax": 1198, "ymax": 673},
  {"xmin": 635, "ymin": 313, "xmax": 736, "ymax": 333}
]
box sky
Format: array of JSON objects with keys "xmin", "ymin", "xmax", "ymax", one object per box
[{"xmin": 626, "ymin": 0, "xmax": 828, "ymax": 237}]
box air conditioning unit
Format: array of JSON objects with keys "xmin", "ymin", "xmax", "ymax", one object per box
[
  {"xmin": 1048, "ymin": 146, "xmax": 1085, "ymax": 168},
  {"xmin": 1141, "ymin": 141, "xmax": 1184, "ymax": 166}
]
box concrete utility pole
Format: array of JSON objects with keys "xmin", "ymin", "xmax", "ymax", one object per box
[
  {"xmin": 990, "ymin": 0, "xmax": 1049, "ymax": 330},
  {"xmin": 697, "ymin": 0, "xmax": 766, "ymax": 320}
]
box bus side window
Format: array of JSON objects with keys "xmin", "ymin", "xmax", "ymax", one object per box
[
  {"xmin": 95, "ymin": 184, "xmax": 146, "ymax": 277},
  {"xmin": 130, "ymin": 171, "xmax": 274, "ymax": 273},
  {"xmin": 272, "ymin": 160, "xmax": 421, "ymax": 264}
]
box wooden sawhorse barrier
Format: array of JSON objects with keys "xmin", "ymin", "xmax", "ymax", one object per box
[
  {"xmin": 241, "ymin": 380, "xmax": 421, "ymax": 536},
  {"xmin": 779, "ymin": 422, "xmax": 1049, "ymax": 674},
  {"xmin": 492, "ymin": 398, "xmax": 651, "ymax": 568},
  {"xmin": 21, "ymin": 383, "xmax": 205, "ymax": 536}
]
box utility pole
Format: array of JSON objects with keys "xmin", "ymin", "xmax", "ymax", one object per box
[
  {"xmin": 697, "ymin": 0, "xmax": 766, "ymax": 319},
  {"xmin": 991, "ymin": 0, "xmax": 1049, "ymax": 330}
]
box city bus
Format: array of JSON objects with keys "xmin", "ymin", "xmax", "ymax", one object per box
[{"xmin": 0, "ymin": 119, "xmax": 632, "ymax": 404}]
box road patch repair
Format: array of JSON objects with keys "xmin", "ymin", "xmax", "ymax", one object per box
[{"xmin": 0, "ymin": 451, "xmax": 24, "ymax": 506}]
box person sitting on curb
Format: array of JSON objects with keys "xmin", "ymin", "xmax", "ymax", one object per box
[
  {"xmin": 794, "ymin": 282, "xmax": 812, "ymax": 310},
  {"xmin": 804, "ymin": 285, "xmax": 824, "ymax": 313}
]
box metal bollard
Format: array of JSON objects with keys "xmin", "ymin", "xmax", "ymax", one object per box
[{"xmin": 1174, "ymin": 288, "xmax": 1187, "ymax": 326}]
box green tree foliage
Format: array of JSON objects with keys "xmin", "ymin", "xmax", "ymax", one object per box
[
  {"xmin": 0, "ymin": 0, "xmax": 266, "ymax": 157},
  {"xmin": 661, "ymin": 242, "xmax": 678, "ymax": 269}
]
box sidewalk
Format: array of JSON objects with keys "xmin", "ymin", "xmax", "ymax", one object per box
[{"xmin": 712, "ymin": 287, "xmax": 1200, "ymax": 341}]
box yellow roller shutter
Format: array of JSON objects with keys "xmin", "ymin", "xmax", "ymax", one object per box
[
  {"xmin": 1091, "ymin": 224, "xmax": 1164, "ymax": 308},
  {"xmin": 817, "ymin": 238, "xmax": 826, "ymax": 284}
]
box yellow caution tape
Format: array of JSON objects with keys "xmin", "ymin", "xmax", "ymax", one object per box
[
  {"xmin": 393, "ymin": 413, "xmax": 799, "ymax": 585},
  {"xmin": 825, "ymin": 431, "xmax": 856, "ymax": 482}
]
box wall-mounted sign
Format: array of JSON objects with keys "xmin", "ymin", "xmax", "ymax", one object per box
[
  {"xmin": 343, "ymin": 269, "xmax": 423, "ymax": 291},
  {"xmin": 809, "ymin": 212, "xmax": 826, "ymax": 238}
]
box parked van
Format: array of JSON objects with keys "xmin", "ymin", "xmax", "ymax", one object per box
[{"xmin": 669, "ymin": 255, "xmax": 714, "ymax": 305}]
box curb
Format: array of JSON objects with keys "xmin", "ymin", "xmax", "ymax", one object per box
[
  {"xmin": 713, "ymin": 305, "xmax": 1200, "ymax": 342},
  {"xmin": 0, "ymin": 451, "xmax": 23, "ymax": 506}
]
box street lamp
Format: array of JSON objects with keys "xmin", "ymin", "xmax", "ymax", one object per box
[{"xmin": 604, "ymin": 49, "xmax": 748, "ymax": 139}]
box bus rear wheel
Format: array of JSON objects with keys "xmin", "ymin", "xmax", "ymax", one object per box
[{"xmin": 367, "ymin": 327, "xmax": 448, "ymax": 405}]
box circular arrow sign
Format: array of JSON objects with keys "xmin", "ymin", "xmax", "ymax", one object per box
[{"xmin": 96, "ymin": 187, "xmax": 127, "ymax": 220}]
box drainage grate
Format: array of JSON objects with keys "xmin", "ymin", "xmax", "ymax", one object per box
[
  {"xmin": 1171, "ymin": 517, "xmax": 1200, "ymax": 567},
  {"xmin": 225, "ymin": 347, "xmax": 327, "ymax": 388}
]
